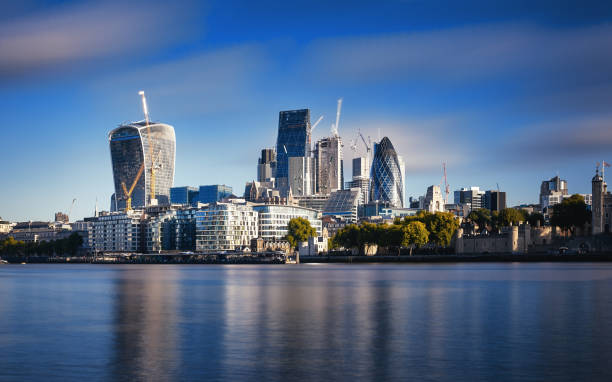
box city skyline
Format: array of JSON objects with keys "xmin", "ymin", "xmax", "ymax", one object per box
[{"xmin": 2, "ymin": 0, "xmax": 612, "ymax": 221}]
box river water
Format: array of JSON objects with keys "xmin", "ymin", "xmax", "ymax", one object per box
[{"xmin": 0, "ymin": 263, "xmax": 611, "ymax": 381}]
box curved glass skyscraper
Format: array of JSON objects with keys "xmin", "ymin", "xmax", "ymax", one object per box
[
  {"xmin": 109, "ymin": 121, "xmax": 176, "ymax": 210},
  {"xmin": 369, "ymin": 137, "xmax": 404, "ymax": 208}
]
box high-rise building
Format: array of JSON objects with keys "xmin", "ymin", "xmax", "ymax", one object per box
[
  {"xmin": 454, "ymin": 187, "xmax": 485, "ymax": 211},
  {"xmin": 288, "ymin": 156, "xmax": 313, "ymax": 196},
  {"xmin": 539, "ymin": 176, "xmax": 568, "ymax": 212},
  {"xmin": 370, "ymin": 137, "xmax": 404, "ymax": 208},
  {"xmin": 170, "ymin": 186, "xmax": 199, "ymax": 206},
  {"xmin": 257, "ymin": 148, "xmax": 277, "ymax": 182},
  {"xmin": 352, "ymin": 157, "xmax": 369, "ymax": 178},
  {"xmin": 314, "ymin": 136, "xmax": 343, "ymax": 195},
  {"xmin": 109, "ymin": 121, "xmax": 176, "ymax": 210},
  {"xmin": 484, "ymin": 190, "xmax": 507, "ymax": 212},
  {"xmin": 275, "ymin": 109, "xmax": 311, "ymax": 193},
  {"xmin": 198, "ymin": 185, "xmax": 233, "ymax": 204},
  {"xmin": 347, "ymin": 177, "xmax": 369, "ymax": 205}
]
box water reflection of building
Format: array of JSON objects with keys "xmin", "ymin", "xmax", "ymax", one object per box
[{"xmin": 111, "ymin": 267, "xmax": 180, "ymax": 381}]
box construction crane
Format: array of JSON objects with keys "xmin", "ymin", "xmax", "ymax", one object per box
[
  {"xmin": 442, "ymin": 163, "xmax": 450, "ymax": 204},
  {"xmin": 121, "ymin": 163, "xmax": 145, "ymax": 211},
  {"xmin": 138, "ymin": 90, "xmax": 157, "ymax": 206},
  {"xmin": 66, "ymin": 198, "xmax": 76, "ymax": 222},
  {"xmin": 331, "ymin": 98, "xmax": 342, "ymax": 136},
  {"xmin": 358, "ymin": 131, "xmax": 371, "ymax": 157},
  {"xmin": 311, "ymin": 115, "xmax": 324, "ymax": 132}
]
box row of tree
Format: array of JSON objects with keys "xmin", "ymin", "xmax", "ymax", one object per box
[
  {"xmin": 330, "ymin": 211, "xmax": 460, "ymax": 255},
  {"xmin": 0, "ymin": 233, "xmax": 83, "ymax": 257},
  {"xmin": 466, "ymin": 195, "xmax": 590, "ymax": 235}
]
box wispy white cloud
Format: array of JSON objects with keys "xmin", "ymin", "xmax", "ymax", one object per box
[
  {"xmin": 300, "ymin": 23, "xmax": 612, "ymax": 86},
  {"xmin": 0, "ymin": 1, "xmax": 201, "ymax": 79}
]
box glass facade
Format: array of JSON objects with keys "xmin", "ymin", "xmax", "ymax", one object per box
[
  {"xmin": 275, "ymin": 109, "xmax": 311, "ymax": 187},
  {"xmin": 109, "ymin": 122, "xmax": 176, "ymax": 210},
  {"xmin": 323, "ymin": 189, "xmax": 361, "ymax": 223},
  {"xmin": 370, "ymin": 137, "xmax": 404, "ymax": 208},
  {"xmin": 198, "ymin": 185, "xmax": 233, "ymax": 204},
  {"xmin": 170, "ymin": 186, "xmax": 199, "ymax": 206}
]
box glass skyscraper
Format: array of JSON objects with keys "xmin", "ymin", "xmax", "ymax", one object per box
[
  {"xmin": 369, "ymin": 137, "xmax": 404, "ymax": 208},
  {"xmin": 109, "ymin": 121, "xmax": 176, "ymax": 210},
  {"xmin": 275, "ymin": 109, "xmax": 311, "ymax": 191},
  {"xmin": 198, "ymin": 185, "xmax": 233, "ymax": 204}
]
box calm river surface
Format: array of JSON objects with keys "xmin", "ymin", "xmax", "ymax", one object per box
[{"xmin": 1, "ymin": 263, "xmax": 612, "ymax": 381}]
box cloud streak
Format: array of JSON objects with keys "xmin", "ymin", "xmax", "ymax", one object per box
[{"xmin": 0, "ymin": 1, "xmax": 200, "ymax": 79}]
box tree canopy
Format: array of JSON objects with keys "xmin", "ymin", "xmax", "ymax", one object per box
[
  {"xmin": 0, "ymin": 233, "xmax": 83, "ymax": 257},
  {"xmin": 285, "ymin": 217, "xmax": 317, "ymax": 249},
  {"xmin": 550, "ymin": 194, "xmax": 590, "ymax": 234}
]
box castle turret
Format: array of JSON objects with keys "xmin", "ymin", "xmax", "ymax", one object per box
[{"xmin": 592, "ymin": 168, "xmax": 605, "ymax": 234}]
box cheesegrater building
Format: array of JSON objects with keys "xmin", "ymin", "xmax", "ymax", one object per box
[{"xmin": 109, "ymin": 121, "xmax": 176, "ymax": 211}]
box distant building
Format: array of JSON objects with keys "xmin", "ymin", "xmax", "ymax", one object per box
[
  {"xmin": 257, "ymin": 148, "xmax": 277, "ymax": 182},
  {"xmin": 288, "ymin": 156, "xmax": 314, "ymax": 196},
  {"xmin": 0, "ymin": 220, "xmax": 15, "ymax": 234},
  {"xmin": 252, "ymin": 204, "xmax": 322, "ymax": 240},
  {"xmin": 454, "ymin": 187, "xmax": 485, "ymax": 211},
  {"xmin": 540, "ymin": 176, "xmax": 568, "ymax": 212},
  {"xmin": 170, "ymin": 186, "xmax": 199, "ymax": 206},
  {"xmin": 88, "ymin": 212, "xmax": 145, "ymax": 253},
  {"xmin": 323, "ymin": 188, "xmax": 361, "ymax": 223},
  {"xmin": 352, "ymin": 157, "xmax": 369, "ymax": 178},
  {"xmin": 195, "ymin": 202, "xmax": 258, "ymax": 252},
  {"xmin": 294, "ymin": 194, "xmax": 330, "ymax": 212},
  {"xmin": 250, "ymin": 237, "xmax": 291, "ymax": 254},
  {"xmin": 54, "ymin": 212, "xmax": 69, "ymax": 223},
  {"xmin": 9, "ymin": 221, "xmax": 72, "ymax": 243},
  {"xmin": 146, "ymin": 210, "xmax": 177, "ymax": 253},
  {"xmin": 370, "ymin": 137, "xmax": 405, "ymax": 208},
  {"xmin": 314, "ymin": 136, "xmax": 343, "ymax": 195},
  {"xmin": 199, "ymin": 185, "xmax": 233, "ymax": 204},
  {"xmin": 483, "ymin": 190, "xmax": 507, "ymax": 212},
  {"xmin": 275, "ymin": 109, "xmax": 311, "ymax": 193},
  {"xmin": 299, "ymin": 236, "xmax": 328, "ymax": 256},
  {"xmin": 109, "ymin": 120, "xmax": 176, "ymax": 210},
  {"xmin": 175, "ymin": 207, "xmax": 198, "ymax": 251},
  {"xmin": 422, "ymin": 185, "xmax": 445, "ymax": 213},
  {"xmin": 347, "ymin": 177, "xmax": 369, "ymax": 205},
  {"xmin": 244, "ymin": 181, "xmax": 287, "ymax": 204}
]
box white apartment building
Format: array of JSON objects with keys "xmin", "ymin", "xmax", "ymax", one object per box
[
  {"xmin": 88, "ymin": 212, "xmax": 144, "ymax": 253},
  {"xmin": 252, "ymin": 204, "xmax": 322, "ymax": 240},
  {"xmin": 196, "ymin": 202, "xmax": 258, "ymax": 252}
]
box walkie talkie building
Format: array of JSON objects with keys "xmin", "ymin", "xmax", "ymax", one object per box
[
  {"xmin": 109, "ymin": 121, "xmax": 176, "ymax": 211},
  {"xmin": 369, "ymin": 137, "xmax": 404, "ymax": 208}
]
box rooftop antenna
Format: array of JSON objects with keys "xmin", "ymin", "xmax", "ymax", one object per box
[{"xmin": 331, "ymin": 98, "xmax": 342, "ymax": 137}]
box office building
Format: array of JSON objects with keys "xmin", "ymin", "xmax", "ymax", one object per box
[
  {"xmin": 8, "ymin": 221, "xmax": 72, "ymax": 243},
  {"xmin": 454, "ymin": 187, "xmax": 485, "ymax": 211},
  {"xmin": 294, "ymin": 194, "xmax": 330, "ymax": 212},
  {"xmin": 195, "ymin": 202, "xmax": 258, "ymax": 252},
  {"xmin": 370, "ymin": 137, "xmax": 405, "ymax": 208},
  {"xmin": 146, "ymin": 210, "xmax": 177, "ymax": 253},
  {"xmin": 170, "ymin": 186, "xmax": 199, "ymax": 206},
  {"xmin": 275, "ymin": 109, "xmax": 311, "ymax": 193},
  {"xmin": 323, "ymin": 188, "xmax": 361, "ymax": 223},
  {"xmin": 109, "ymin": 121, "xmax": 176, "ymax": 210},
  {"xmin": 540, "ymin": 176, "xmax": 568, "ymax": 212},
  {"xmin": 199, "ymin": 185, "xmax": 233, "ymax": 204},
  {"xmin": 484, "ymin": 190, "xmax": 507, "ymax": 212},
  {"xmin": 352, "ymin": 157, "xmax": 369, "ymax": 178},
  {"xmin": 288, "ymin": 156, "xmax": 314, "ymax": 196},
  {"xmin": 347, "ymin": 177, "xmax": 369, "ymax": 205},
  {"xmin": 314, "ymin": 136, "xmax": 343, "ymax": 195},
  {"xmin": 175, "ymin": 207, "xmax": 198, "ymax": 250},
  {"xmin": 257, "ymin": 148, "xmax": 277, "ymax": 182},
  {"xmin": 252, "ymin": 204, "xmax": 322, "ymax": 240}
]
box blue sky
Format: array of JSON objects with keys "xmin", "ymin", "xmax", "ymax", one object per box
[{"xmin": 1, "ymin": 0, "xmax": 612, "ymax": 221}]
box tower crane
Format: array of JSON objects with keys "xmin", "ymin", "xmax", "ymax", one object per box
[
  {"xmin": 138, "ymin": 91, "xmax": 158, "ymax": 206},
  {"xmin": 442, "ymin": 163, "xmax": 450, "ymax": 204},
  {"xmin": 67, "ymin": 198, "xmax": 76, "ymax": 222},
  {"xmin": 121, "ymin": 163, "xmax": 145, "ymax": 211},
  {"xmin": 358, "ymin": 131, "xmax": 371, "ymax": 158},
  {"xmin": 311, "ymin": 115, "xmax": 324, "ymax": 132},
  {"xmin": 331, "ymin": 98, "xmax": 342, "ymax": 136}
]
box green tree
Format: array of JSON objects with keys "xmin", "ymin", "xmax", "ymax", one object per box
[
  {"xmin": 497, "ymin": 208, "xmax": 524, "ymax": 227},
  {"xmin": 402, "ymin": 221, "xmax": 429, "ymax": 255},
  {"xmin": 550, "ymin": 194, "xmax": 590, "ymax": 235},
  {"xmin": 467, "ymin": 208, "xmax": 491, "ymax": 231},
  {"xmin": 285, "ymin": 217, "xmax": 317, "ymax": 249},
  {"xmin": 527, "ymin": 212, "xmax": 545, "ymax": 227}
]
